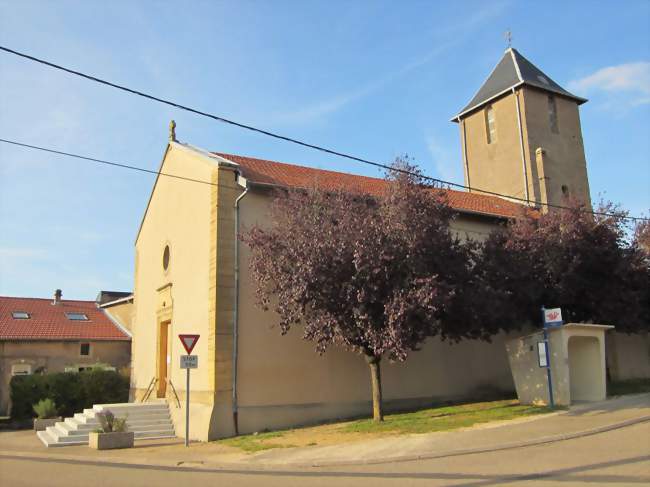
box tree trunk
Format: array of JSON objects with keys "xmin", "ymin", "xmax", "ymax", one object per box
[{"xmin": 365, "ymin": 354, "xmax": 384, "ymax": 422}]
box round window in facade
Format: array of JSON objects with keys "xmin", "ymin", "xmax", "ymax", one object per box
[{"xmin": 162, "ymin": 245, "xmax": 170, "ymax": 271}]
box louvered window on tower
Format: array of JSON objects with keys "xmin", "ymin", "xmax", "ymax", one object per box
[
  {"xmin": 548, "ymin": 95, "xmax": 559, "ymax": 134},
  {"xmin": 485, "ymin": 105, "xmax": 496, "ymax": 144}
]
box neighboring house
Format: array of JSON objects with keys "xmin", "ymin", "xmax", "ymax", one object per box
[
  {"xmin": 97, "ymin": 291, "xmax": 134, "ymax": 333},
  {"xmin": 0, "ymin": 290, "xmax": 132, "ymax": 415},
  {"xmin": 130, "ymin": 48, "xmax": 649, "ymax": 441}
]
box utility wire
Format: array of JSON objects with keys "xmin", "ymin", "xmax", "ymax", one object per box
[
  {"xmin": 2, "ymin": 137, "xmax": 647, "ymax": 222},
  {"xmin": 0, "ymin": 138, "xmax": 220, "ymax": 188},
  {"xmin": 0, "ymin": 45, "xmax": 647, "ymax": 222}
]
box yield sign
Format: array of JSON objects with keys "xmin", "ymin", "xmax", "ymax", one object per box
[{"xmin": 178, "ymin": 334, "xmax": 200, "ymax": 355}]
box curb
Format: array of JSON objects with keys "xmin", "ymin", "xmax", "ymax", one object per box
[{"xmin": 1, "ymin": 413, "xmax": 648, "ymax": 471}]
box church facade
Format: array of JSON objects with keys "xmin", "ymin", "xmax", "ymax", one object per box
[{"xmin": 129, "ymin": 49, "xmax": 649, "ymax": 441}]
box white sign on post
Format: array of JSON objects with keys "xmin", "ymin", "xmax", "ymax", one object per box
[
  {"xmin": 180, "ymin": 355, "xmax": 198, "ymax": 369},
  {"xmin": 537, "ymin": 342, "xmax": 548, "ymax": 367}
]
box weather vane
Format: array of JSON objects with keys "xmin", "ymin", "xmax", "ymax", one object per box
[{"xmin": 504, "ymin": 29, "xmax": 512, "ymax": 48}]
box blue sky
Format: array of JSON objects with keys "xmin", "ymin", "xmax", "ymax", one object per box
[{"xmin": 1, "ymin": 0, "xmax": 649, "ymax": 299}]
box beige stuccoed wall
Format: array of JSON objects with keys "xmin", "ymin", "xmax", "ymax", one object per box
[
  {"xmin": 103, "ymin": 301, "xmax": 134, "ymax": 332},
  {"xmin": 234, "ymin": 190, "xmax": 516, "ymax": 434},
  {"xmin": 505, "ymin": 330, "xmax": 550, "ymax": 405},
  {"xmin": 462, "ymin": 92, "xmax": 527, "ymax": 201},
  {"xmin": 132, "ymin": 143, "xmax": 227, "ymax": 441},
  {"xmin": 520, "ymin": 88, "xmax": 591, "ymax": 207},
  {"xmin": 606, "ymin": 332, "xmax": 650, "ymax": 381},
  {"xmin": 0, "ymin": 340, "xmax": 130, "ymax": 415},
  {"xmin": 451, "ymin": 213, "xmax": 503, "ymax": 242}
]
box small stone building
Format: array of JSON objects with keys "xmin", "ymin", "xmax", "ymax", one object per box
[{"xmin": 0, "ymin": 290, "xmax": 132, "ymax": 415}]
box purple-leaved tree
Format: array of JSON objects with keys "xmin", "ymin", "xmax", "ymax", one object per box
[
  {"xmin": 477, "ymin": 201, "xmax": 650, "ymax": 333},
  {"xmin": 242, "ymin": 159, "xmax": 479, "ymax": 421}
]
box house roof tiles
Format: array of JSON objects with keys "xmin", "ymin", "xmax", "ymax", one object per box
[{"xmin": 0, "ymin": 296, "xmax": 131, "ymax": 341}]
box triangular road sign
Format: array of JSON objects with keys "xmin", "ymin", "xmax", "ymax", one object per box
[{"xmin": 178, "ymin": 334, "xmax": 200, "ymax": 355}]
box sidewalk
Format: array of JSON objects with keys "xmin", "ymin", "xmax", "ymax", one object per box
[{"xmin": 1, "ymin": 393, "xmax": 648, "ymax": 470}]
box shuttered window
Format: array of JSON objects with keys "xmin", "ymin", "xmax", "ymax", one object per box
[{"xmin": 485, "ymin": 105, "xmax": 496, "ymax": 144}]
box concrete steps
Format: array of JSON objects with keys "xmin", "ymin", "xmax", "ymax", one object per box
[{"xmin": 37, "ymin": 401, "xmax": 176, "ymax": 447}]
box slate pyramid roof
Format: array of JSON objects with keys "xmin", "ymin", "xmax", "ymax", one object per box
[{"xmin": 453, "ymin": 48, "xmax": 587, "ymax": 120}]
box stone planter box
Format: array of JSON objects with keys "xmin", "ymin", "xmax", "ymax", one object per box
[
  {"xmin": 33, "ymin": 417, "xmax": 62, "ymax": 431},
  {"xmin": 89, "ymin": 431, "xmax": 134, "ymax": 450}
]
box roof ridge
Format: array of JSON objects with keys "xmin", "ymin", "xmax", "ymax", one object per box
[
  {"xmin": 509, "ymin": 48, "xmax": 523, "ymax": 83},
  {"xmin": 214, "ymin": 151, "xmax": 492, "ymax": 199},
  {"xmin": 215, "ymin": 152, "xmax": 388, "ymax": 182},
  {"xmin": 0, "ymin": 295, "xmax": 95, "ymax": 303}
]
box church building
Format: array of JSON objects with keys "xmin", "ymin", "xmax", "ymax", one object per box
[{"xmin": 128, "ymin": 49, "xmax": 648, "ymax": 441}]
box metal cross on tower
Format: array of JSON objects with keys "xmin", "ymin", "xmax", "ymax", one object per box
[{"xmin": 504, "ymin": 29, "xmax": 512, "ymax": 48}]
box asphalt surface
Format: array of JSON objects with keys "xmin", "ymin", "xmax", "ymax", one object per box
[{"xmin": 1, "ymin": 420, "xmax": 648, "ymax": 486}]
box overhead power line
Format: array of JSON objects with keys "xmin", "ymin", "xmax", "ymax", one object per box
[
  {"xmin": 0, "ymin": 138, "xmax": 220, "ymax": 188},
  {"xmin": 0, "ymin": 45, "xmax": 647, "ymax": 222},
  {"xmin": 2, "ymin": 138, "xmax": 647, "ymax": 222}
]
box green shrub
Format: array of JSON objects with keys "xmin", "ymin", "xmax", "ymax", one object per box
[
  {"xmin": 96, "ymin": 410, "xmax": 128, "ymax": 433},
  {"xmin": 33, "ymin": 398, "xmax": 58, "ymax": 419},
  {"xmin": 10, "ymin": 370, "xmax": 129, "ymax": 419}
]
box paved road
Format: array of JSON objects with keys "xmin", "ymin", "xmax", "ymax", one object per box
[{"xmin": 1, "ymin": 421, "xmax": 648, "ymax": 486}]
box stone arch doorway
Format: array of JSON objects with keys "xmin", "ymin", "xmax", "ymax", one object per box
[{"xmin": 568, "ymin": 336, "xmax": 602, "ymax": 402}]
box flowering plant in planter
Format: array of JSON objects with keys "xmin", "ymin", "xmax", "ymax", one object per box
[
  {"xmin": 32, "ymin": 398, "xmax": 62, "ymax": 431},
  {"xmin": 89, "ymin": 410, "xmax": 133, "ymax": 450}
]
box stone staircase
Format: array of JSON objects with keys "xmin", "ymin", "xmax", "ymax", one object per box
[{"xmin": 37, "ymin": 401, "xmax": 176, "ymax": 447}]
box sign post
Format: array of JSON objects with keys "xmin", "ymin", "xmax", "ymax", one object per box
[
  {"xmin": 178, "ymin": 334, "xmax": 200, "ymax": 447},
  {"xmin": 541, "ymin": 307, "xmax": 562, "ymax": 408}
]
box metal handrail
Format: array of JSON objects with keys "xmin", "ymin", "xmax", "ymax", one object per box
[
  {"xmin": 141, "ymin": 377, "xmax": 157, "ymax": 402},
  {"xmin": 167, "ymin": 378, "xmax": 181, "ymax": 408}
]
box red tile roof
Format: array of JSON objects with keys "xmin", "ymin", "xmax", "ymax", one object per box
[
  {"xmin": 215, "ymin": 153, "xmax": 526, "ymax": 219},
  {"xmin": 0, "ymin": 297, "xmax": 130, "ymax": 341}
]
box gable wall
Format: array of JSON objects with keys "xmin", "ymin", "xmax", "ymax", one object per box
[
  {"xmin": 102, "ymin": 301, "xmax": 134, "ymax": 332},
  {"xmin": 132, "ymin": 145, "xmax": 216, "ymax": 406}
]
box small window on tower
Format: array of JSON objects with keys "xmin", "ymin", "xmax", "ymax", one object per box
[
  {"xmin": 548, "ymin": 95, "xmax": 559, "ymax": 134},
  {"xmin": 485, "ymin": 105, "xmax": 496, "ymax": 144}
]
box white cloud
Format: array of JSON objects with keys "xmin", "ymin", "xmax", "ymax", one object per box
[{"xmin": 568, "ymin": 62, "xmax": 650, "ymax": 106}]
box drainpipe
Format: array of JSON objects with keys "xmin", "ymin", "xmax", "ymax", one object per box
[
  {"xmin": 458, "ymin": 116, "xmax": 471, "ymax": 191},
  {"xmin": 232, "ymin": 174, "xmax": 248, "ymax": 436},
  {"xmin": 513, "ymin": 87, "xmax": 530, "ymax": 204}
]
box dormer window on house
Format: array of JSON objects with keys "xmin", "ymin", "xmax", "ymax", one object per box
[
  {"xmin": 11, "ymin": 311, "xmax": 30, "ymax": 319},
  {"xmin": 65, "ymin": 312, "xmax": 89, "ymax": 321},
  {"xmin": 548, "ymin": 95, "xmax": 559, "ymax": 134},
  {"xmin": 485, "ymin": 105, "xmax": 496, "ymax": 144}
]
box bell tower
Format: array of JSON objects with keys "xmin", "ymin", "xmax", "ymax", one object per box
[{"xmin": 453, "ymin": 48, "xmax": 591, "ymax": 209}]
